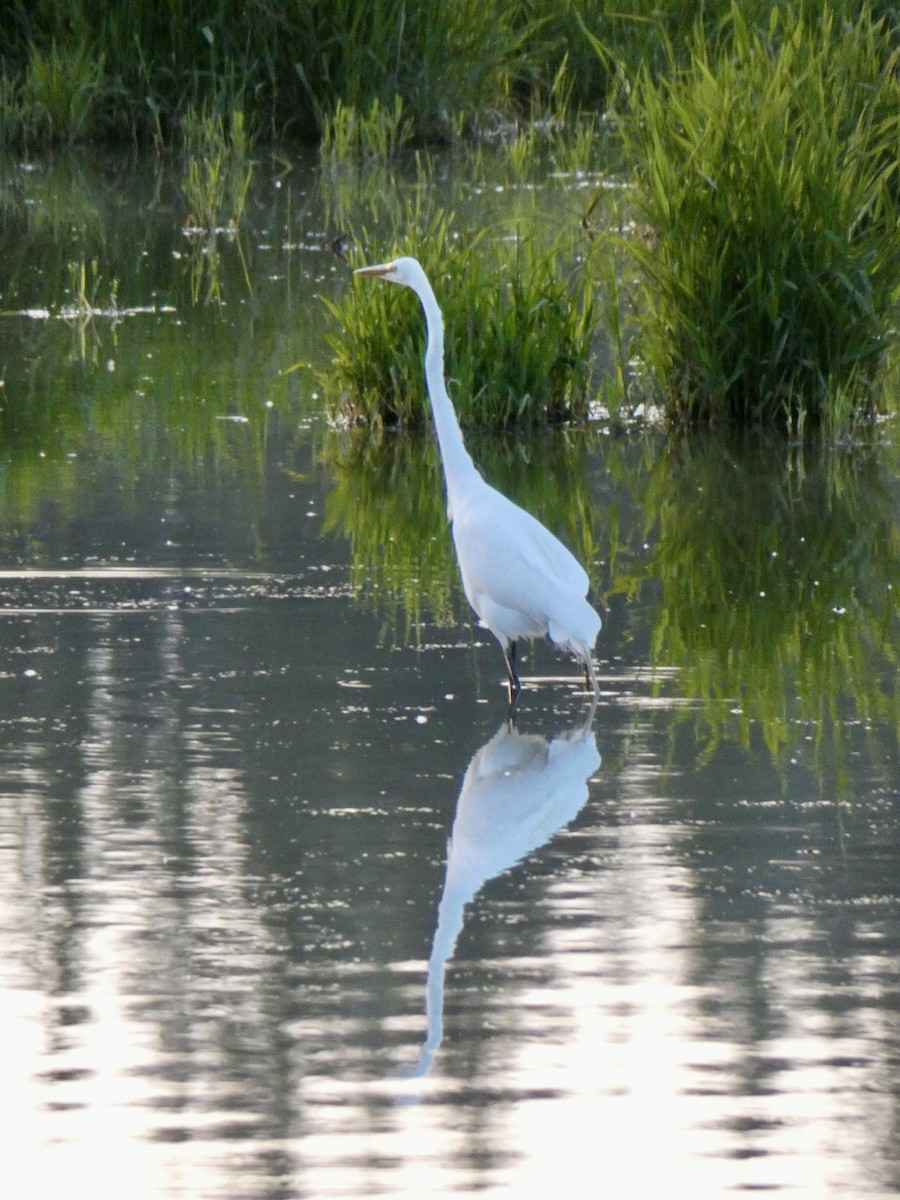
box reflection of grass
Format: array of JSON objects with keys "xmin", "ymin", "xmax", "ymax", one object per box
[
  {"xmin": 322, "ymin": 429, "xmax": 457, "ymax": 637},
  {"xmin": 321, "ymin": 424, "xmax": 600, "ymax": 637},
  {"xmin": 614, "ymin": 430, "xmax": 899, "ymax": 781},
  {"xmin": 0, "ymin": 156, "xmax": 104, "ymax": 240},
  {"xmin": 0, "ymin": 278, "xmax": 295, "ymax": 489},
  {"xmin": 59, "ymin": 257, "xmax": 121, "ymax": 363},
  {"xmin": 64, "ymin": 257, "xmax": 119, "ymax": 314}
]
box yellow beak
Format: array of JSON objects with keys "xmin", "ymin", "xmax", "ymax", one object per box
[{"xmin": 354, "ymin": 262, "xmax": 394, "ymax": 278}]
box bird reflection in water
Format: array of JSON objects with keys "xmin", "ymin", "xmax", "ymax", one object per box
[{"xmin": 411, "ymin": 709, "xmax": 600, "ymax": 1077}]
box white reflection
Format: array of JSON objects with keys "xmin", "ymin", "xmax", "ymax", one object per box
[
  {"xmin": 413, "ymin": 711, "xmax": 600, "ymax": 1076},
  {"xmin": 0, "ymin": 611, "xmax": 288, "ymax": 1200}
]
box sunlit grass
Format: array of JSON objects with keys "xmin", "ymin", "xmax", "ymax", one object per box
[
  {"xmin": 321, "ymin": 202, "xmax": 596, "ymax": 427},
  {"xmin": 477, "ymin": 61, "xmax": 613, "ymax": 182},
  {"xmin": 180, "ymin": 105, "xmax": 253, "ymax": 232},
  {"xmin": 548, "ymin": 111, "xmax": 606, "ymax": 177},
  {"xmin": 20, "ymin": 38, "xmax": 106, "ymax": 145},
  {"xmin": 320, "ymin": 96, "xmax": 414, "ymax": 165},
  {"xmin": 617, "ymin": 4, "xmax": 900, "ymax": 429}
]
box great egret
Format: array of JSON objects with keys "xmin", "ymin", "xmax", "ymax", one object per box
[{"xmin": 354, "ymin": 256, "xmax": 601, "ymax": 701}]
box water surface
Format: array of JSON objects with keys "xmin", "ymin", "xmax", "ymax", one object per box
[{"xmin": 0, "ymin": 150, "xmax": 898, "ymax": 1199}]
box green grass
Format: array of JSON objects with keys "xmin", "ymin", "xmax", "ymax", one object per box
[
  {"xmin": 19, "ymin": 38, "xmax": 107, "ymax": 146},
  {"xmin": 5, "ymin": 1, "xmax": 897, "ymax": 442},
  {"xmin": 321, "ymin": 206, "xmax": 596, "ymax": 427},
  {"xmin": 320, "ymin": 96, "xmax": 413, "ymax": 164},
  {"xmin": 180, "ymin": 105, "xmax": 253, "ymax": 232},
  {"xmin": 2, "ymin": 0, "xmax": 894, "ymax": 150},
  {"xmin": 0, "ymin": 0, "xmax": 535, "ymax": 147},
  {"xmin": 616, "ymin": 3, "xmax": 900, "ymax": 429},
  {"xmin": 0, "ymin": 74, "xmax": 23, "ymax": 146}
]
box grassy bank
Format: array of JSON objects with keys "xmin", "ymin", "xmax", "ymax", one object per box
[
  {"xmin": 0, "ymin": 0, "xmax": 545, "ymax": 147},
  {"xmin": 4, "ymin": 0, "xmax": 887, "ymax": 148}
]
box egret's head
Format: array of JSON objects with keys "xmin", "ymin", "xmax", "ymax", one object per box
[{"xmin": 354, "ymin": 256, "xmax": 425, "ymax": 292}]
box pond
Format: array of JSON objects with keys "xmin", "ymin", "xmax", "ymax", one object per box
[{"xmin": 0, "ymin": 149, "xmax": 898, "ymax": 1200}]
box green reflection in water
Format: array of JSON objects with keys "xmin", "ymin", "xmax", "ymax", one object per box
[
  {"xmin": 321, "ymin": 424, "xmax": 601, "ymax": 637},
  {"xmin": 3, "ymin": 149, "xmax": 896, "ymax": 796},
  {"xmin": 0, "ymin": 154, "xmax": 329, "ymax": 507},
  {"xmin": 616, "ymin": 429, "xmax": 899, "ymax": 782}
]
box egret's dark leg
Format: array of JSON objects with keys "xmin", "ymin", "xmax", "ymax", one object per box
[
  {"xmin": 583, "ymin": 653, "xmax": 600, "ymax": 698},
  {"xmin": 504, "ymin": 640, "xmax": 521, "ymax": 704}
]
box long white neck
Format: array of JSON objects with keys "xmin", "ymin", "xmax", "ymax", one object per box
[{"xmin": 416, "ymin": 278, "xmax": 480, "ymax": 515}]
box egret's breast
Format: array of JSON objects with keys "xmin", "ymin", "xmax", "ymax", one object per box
[{"xmin": 471, "ymin": 590, "xmax": 546, "ymax": 644}]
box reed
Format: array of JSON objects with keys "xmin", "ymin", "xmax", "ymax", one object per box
[
  {"xmin": 0, "ymin": 75, "xmax": 21, "ymax": 146},
  {"xmin": 64, "ymin": 258, "xmax": 118, "ymax": 316},
  {"xmin": 3, "ymin": 0, "xmax": 891, "ymax": 150},
  {"xmin": 20, "ymin": 39, "xmax": 106, "ymax": 145},
  {"xmin": 320, "ymin": 96, "xmax": 413, "ymax": 165},
  {"xmin": 180, "ymin": 105, "xmax": 253, "ymax": 232},
  {"xmin": 519, "ymin": 0, "xmax": 801, "ymax": 114},
  {"xmin": 618, "ymin": 4, "xmax": 900, "ymax": 429},
  {"xmin": 0, "ymin": 0, "xmax": 536, "ymax": 147},
  {"xmin": 321, "ymin": 207, "xmax": 596, "ymax": 427}
]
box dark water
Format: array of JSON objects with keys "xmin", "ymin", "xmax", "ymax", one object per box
[{"xmin": 0, "ymin": 152, "xmax": 898, "ymax": 1199}]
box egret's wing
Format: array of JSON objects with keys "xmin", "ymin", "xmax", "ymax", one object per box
[{"xmin": 452, "ymin": 484, "xmax": 590, "ymax": 612}]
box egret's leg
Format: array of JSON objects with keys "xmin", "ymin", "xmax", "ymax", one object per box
[
  {"xmin": 504, "ymin": 640, "xmax": 521, "ymax": 703},
  {"xmin": 583, "ymin": 654, "xmax": 600, "ymax": 697}
]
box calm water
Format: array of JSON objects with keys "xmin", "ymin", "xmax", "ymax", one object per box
[{"xmin": 0, "ymin": 151, "xmax": 898, "ymax": 1199}]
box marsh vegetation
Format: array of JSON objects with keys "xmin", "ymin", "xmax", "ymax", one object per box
[
  {"xmin": 617, "ymin": 6, "xmax": 900, "ymax": 430},
  {"xmin": 0, "ymin": 149, "xmax": 894, "ymax": 777},
  {"xmin": 0, "ymin": 81, "xmax": 898, "ymax": 1199},
  {"xmin": 3, "ymin": 2, "xmax": 897, "ymax": 428},
  {"xmin": 0, "ymin": 4, "xmax": 897, "ymax": 764}
]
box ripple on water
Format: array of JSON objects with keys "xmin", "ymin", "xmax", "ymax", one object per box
[{"xmin": 0, "ymin": 566, "xmax": 351, "ymax": 613}]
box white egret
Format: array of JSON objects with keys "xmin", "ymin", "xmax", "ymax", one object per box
[{"xmin": 354, "ymin": 256, "xmax": 601, "ymax": 701}]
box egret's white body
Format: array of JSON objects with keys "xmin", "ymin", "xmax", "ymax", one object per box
[{"xmin": 355, "ymin": 256, "xmax": 601, "ymax": 699}]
